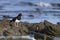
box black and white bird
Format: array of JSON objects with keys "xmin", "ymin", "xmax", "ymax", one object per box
[{"xmin": 10, "ymin": 13, "xmax": 22, "ymax": 27}]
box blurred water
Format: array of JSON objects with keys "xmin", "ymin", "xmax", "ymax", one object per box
[
  {"xmin": 0, "ymin": 36, "xmax": 59, "ymax": 40},
  {"xmin": 54, "ymin": 37, "xmax": 60, "ymax": 40},
  {"xmin": 0, "ymin": 0, "xmax": 60, "ymax": 24}
]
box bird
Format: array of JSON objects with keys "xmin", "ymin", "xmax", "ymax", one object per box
[{"xmin": 10, "ymin": 13, "xmax": 22, "ymax": 27}]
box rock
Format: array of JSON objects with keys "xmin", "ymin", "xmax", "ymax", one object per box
[
  {"xmin": 0, "ymin": 20, "xmax": 57, "ymax": 37},
  {"xmin": 57, "ymin": 22, "xmax": 60, "ymax": 25}
]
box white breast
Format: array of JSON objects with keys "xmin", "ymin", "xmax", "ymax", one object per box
[
  {"xmin": 32, "ymin": 38, "xmax": 36, "ymax": 40},
  {"xmin": 15, "ymin": 19, "xmax": 20, "ymax": 23}
]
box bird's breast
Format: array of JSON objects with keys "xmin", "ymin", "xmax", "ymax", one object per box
[{"xmin": 15, "ymin": 19, "xmax": 20, "ymax": 23}]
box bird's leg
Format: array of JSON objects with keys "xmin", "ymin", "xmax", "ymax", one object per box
[
  {"xmin": 16, "ymin": 22, "xmax": 19, "ymax": 27},
  {"xmin": 14, "ymin": 22, "xmax": 16, "ymax": 27},
  {"xmin": 17, "ymin": 22, "xmax": 19, "ymax": 27},
  {"xmin": 15, "ymin": 22, "xmax": 18, "ymax": 27}
]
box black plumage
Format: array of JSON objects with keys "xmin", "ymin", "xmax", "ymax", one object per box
[{"xmin": 10, "ymin": 13, "xmax": 22, "ymax": 22}]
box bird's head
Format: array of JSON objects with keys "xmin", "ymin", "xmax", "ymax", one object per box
[{"xmin": 18, "ymin": 13, "xmax": 22, "ymax": 16}]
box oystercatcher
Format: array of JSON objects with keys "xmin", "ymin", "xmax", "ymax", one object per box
[{"xmin": 10, "ymin": 13, "xmax": 22, "ymax": 27}]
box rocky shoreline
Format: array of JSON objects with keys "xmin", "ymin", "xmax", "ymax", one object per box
[
  {"xmin": 0, "ymin": 19, "xmax": 60, "ymax": 40},
  {"xmin": 0, "ymin": 20, "xmax": 59, "ymax": 36}
]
